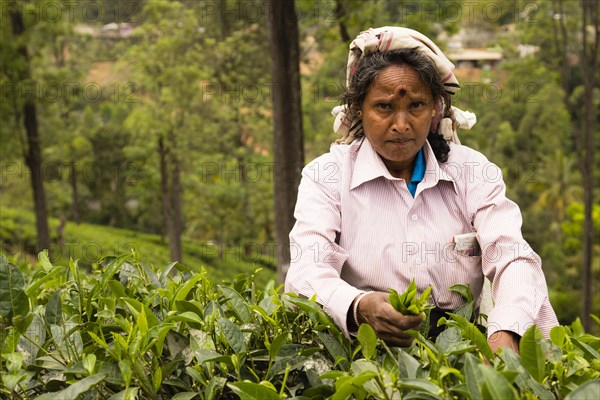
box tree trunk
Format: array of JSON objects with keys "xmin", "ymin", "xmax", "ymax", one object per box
[
  {"xmin": 579, "ymin": 0, "xmax": 598, "ymax": 331},
  {"xmin": 70, "ymin": 160, "xmax": 80, "ymax": 224},
  {"xmin": 267, "ymin": 0, "xmax": 305, "ymax": 283},
  {"xmin": 10, "ymin": 4, "xmax": 51, "ymax": 251},
  {"xmin": 169, "ymin": 141, "xmax": 183, "ymax": 263},
  {"xmin": 158, "ymin": 136, "xmax": 183, "ymax": 263},
  {"xmin": 335, "ymin": 0, "xmax": 351, "ymax": 42},
  {"xmin": 554, "ymin": 0, "xmax": 598, "ymax": 331}
]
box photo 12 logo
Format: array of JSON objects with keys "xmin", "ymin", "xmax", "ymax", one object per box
[{"xmin": 0, "ymin": 0, "xmax": 141, "ymax": 23}]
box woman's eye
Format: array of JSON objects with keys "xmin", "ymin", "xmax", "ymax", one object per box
[
  {"xmin": 410, "ymin": 101, "xmax": 425, "ymax": 109},
  {"xmin": 375, "ymin": 103, "xmax": 391, "ymax": 110}
]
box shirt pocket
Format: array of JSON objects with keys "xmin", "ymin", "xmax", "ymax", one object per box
[{"xmin": 430, "ymin": 248, "xmax": 484, "ymax": 310}]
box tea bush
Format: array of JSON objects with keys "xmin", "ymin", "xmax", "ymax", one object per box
[{"xmin": 1, "ymin": 253, "xmax": 598, "ymax": 399}]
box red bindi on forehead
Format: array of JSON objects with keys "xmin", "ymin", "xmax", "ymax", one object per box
[{"xmin": 371, "ymin": 65, "xmax": 428, "ymax": 97}]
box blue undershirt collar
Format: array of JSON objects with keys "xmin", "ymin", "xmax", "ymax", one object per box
[{"xmin": 407, "ymin": 148, "xmax": 425, "ymax": 197}]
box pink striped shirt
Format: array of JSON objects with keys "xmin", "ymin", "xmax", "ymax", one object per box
[{"xmin": 285, "ymin": 137, "xmax": 558, "ymax": 339}]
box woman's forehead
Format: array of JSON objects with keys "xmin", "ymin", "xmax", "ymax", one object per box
[{"xmin": 369, "ymin": 65, "xmax": 430, "ymax": 96}]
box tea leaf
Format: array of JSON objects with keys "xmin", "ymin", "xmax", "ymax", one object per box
[
  {"xmin": 572, "ymin": 337, "xmax": 600, "ymax": 361},
  {"xmin": 171, "ymin": 393, "xmax": 199, "ymax": 400},
  {"xmin": 389, "ymin": 279, "xmax": 432, "ymax": 316},
  {"xmin": 479, "ymin": 365, "xmax": 518, "ymax": 400},
  {"xmin": 218, "ymin": 318, "xmax": 247, "ymax": 354},
  {"xmin": 174, "ymin": 274, "xmax": 204, "ymax": 304},
  {"xmin": 463, "ymin": 353, "xmax": 483, "ymax": 400},
  {"xmin": 520, "ymin": 325, "xmax": 546, "ymax": 383},
  {"xmin": 332, "ymin": 371, "xmax": 377, "ymax": 400},
  {"xmin": 35, "ymin": 373, "xmax": 107, "ymax": 400},
  {"xmin": 398, "ymin": 378, "xmax": 444, "ymax": 396},
  {"xmin": 83, "ymin": 354, "xmax": 97, "ymax": 375},
  {"xmin": 449, "ymin": 283, "xmax": 474, "ymax": 302},
  {"xmin": 205, "ymin": 376, "xmax": 227, "ymax": 400},
  {"xmin": 357, "ymin": 324, "xmax": 378, "ymax": 361},
  {"xmin": 167, "ymin": 311, "xmax": 204, "ymax": 325},
  {"xmin": 228, "ymin": 381, "xmax": 282, "ymax": 400},
  {"xmin": 39, "ymin": 250, "xmax": 53, "ymax": 272},
  {"xmin": 107, "ymin": 387, "xmax": 140, "ymax": 400},
  {"xmin": 564, "ymin": 379, "xmax": 600, "ymax": 399},
  {"xmin": 550, "ymin": 325, "xmax": 566, "ymax": 347},
  {"xmin": 317, "ymin": 332, "xmax": 349, "ymax": 370},
  {"xmin": 25, "ymin": 265, "xmax": 67, "ymax": 297},
  {"xmin": 219, "ymin": 285, "xmax": 251, "ymax": 323},
  {"xmin": 269, "ymin": 332, "xmax": 288, "ymax": 360},
  {"xmin": 0, "ymin": 258, "xmax": 29, "ymax": 319},
  {"xmin": 446, "ymin": 313, "xmax": 493, "ymax": 360}
]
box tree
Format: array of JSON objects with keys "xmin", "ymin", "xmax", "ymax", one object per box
[
  {"xmin": 551, "ymin": 0, "xmax": 598, "ymax": 331},
  {"xmin": 5, "ymin": 0, "xmax": 51, "ymax": 250},
  {"xmin": 124, "ymin": 1, "xmax": 209, "ymax": 263},
  {"xmin": 267, "ymin": 0, "xmax": 305, "ymax": 282}
]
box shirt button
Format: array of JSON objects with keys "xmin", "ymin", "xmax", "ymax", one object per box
[{"xmin": 411, "ymin": 214, "xmax": 418, "ymax": 221}]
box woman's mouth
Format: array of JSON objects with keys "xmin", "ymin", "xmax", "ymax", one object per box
[{"xmin": 387, "ymin": 138, "xmax": 413, "ymax": 144}]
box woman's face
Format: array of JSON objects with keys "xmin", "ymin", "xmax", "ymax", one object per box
[{"xmin": 361, "ymin": 64, "xmax": 434, "ymax": 175}]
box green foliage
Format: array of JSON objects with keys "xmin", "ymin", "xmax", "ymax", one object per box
[
  {"xmin": 1, "ymin": 253, "xmax": 599, "ymax": 399},
  {"xmin": 0, "ymin": 206, "xmax": 276, "ymax": 287},
  {"xmin": 389, "ymin": 279, "xmax": 433, "ymax": 316}
]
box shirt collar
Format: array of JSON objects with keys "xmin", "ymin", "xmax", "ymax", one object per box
[{"xmin": 350, "ymin": 137, "xmax": 455, "ymax": 192}]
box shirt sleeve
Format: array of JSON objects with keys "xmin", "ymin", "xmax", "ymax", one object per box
[
  {"xmin": 285, "ymin": 155, "xmax": 361, "ymax": 338},
  {"xmin": 468, "ymin": 160, "xmax": 559, "ymax": 339}
]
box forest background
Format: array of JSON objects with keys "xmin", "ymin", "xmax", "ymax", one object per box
[{"xmin": 1, "ymin": 0, "xmax": 598, "ymax": 332}]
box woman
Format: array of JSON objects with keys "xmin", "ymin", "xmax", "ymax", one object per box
[{"xmin": 285, "ymin": 27, "xmax": 558, "ymax": 352}]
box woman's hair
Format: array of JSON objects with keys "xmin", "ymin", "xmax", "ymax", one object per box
[{"xmin": 342, "ymin": 48, "xmax": 451, "ymax": 162}]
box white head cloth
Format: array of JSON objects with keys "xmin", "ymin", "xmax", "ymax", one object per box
[{"xmin": 332, "ymin": 26, "xmax": 476, "ymax": 144}]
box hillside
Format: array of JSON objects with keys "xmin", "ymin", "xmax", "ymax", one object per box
[{"xmin": 0, "ymin": 207, "xmax": 277, "ymax": 287}]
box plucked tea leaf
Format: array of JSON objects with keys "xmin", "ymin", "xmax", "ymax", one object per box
[{"xmin": 389, "ymin": 279, "xmax": 433, "ymax": 316}]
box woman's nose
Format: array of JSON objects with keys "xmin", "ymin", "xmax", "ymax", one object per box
[{"xmin": 391, "ymin": 110, "xmax": 409, "ymax": 133}]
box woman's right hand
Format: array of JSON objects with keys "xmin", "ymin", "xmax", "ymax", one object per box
[{"xmin": 355, "ymin": 291, "xmax": 423, "ymax": 347}]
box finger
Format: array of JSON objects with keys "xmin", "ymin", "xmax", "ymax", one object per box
[
  {"xmin": 379, "ymin": 304, "xmax": 423, "ymax": 329},
  {"xmin": 380, "ymin": 332, "xmax": 415, "ymax": 347}
]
